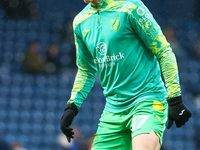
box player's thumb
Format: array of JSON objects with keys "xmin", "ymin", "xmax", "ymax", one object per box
[{"xmin": 167, "ymin": 119, "xmax": 174, "ymax": 129}]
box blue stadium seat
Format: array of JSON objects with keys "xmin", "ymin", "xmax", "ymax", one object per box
[
  {"xmin": 5, "ymin": 134, "xmax": 16, "ymax": 144},
  {"xmin": 27, "ymin": 31, "xmax": 38, "ymax": 41},
  {"xmin": 92, "ymin": 113, "xmax": 101, "ymax": 124},
  {"xmin": 10, "ymin": 87, "xmax": 21, "ymax": 98},
  {"xmin": 185, "ymin": 126, "xmax": 195, "ymax": 140},
  {"xmin": 5, "ymin": 20, "xmax": 16, "ymax": 30},
  {"xmin": 44, "ymin": 124, "xmax": 56, "ymax": 134},
  {"xmin": 0, "ymin": 37, "xmax": 2, "ymax": 48},
  {"xmin": 44, "ymin": 12, "xmax": 54, "ymax": 21},
  {"xmin": 0, "ymin": 20, "xmax": 4, "ymax": 30},
  {"xmin": 33, "ymin": 98, "xmax": 45, "ymax": 110},
  {"xmin": 186, "ymin": 30, "xmax": 198, "ymax": 47},
  {"xmin": 36, "ymin": 76, "xmax": 47, "ymax": 87},
  {"xmin": 60, "ymin": 54, "xmax": 71, "ymax": 66},
  {"xmin": 7, "ymin": 121, "xmax": 18, "ymax": 133},
  {"xmin": 29, "ymin": 134, "xmax": 41, "ymax": 146},
  {"xmin": 177, "ymin": 58, "xmax": 190, "ymax": 71},
  {"xmin": 9, "ymin": 97, "xmax": 20, "ymax": 109},
  {"xmin": 44, "ymin": 12, "xmax": 64, "ymax": 22},
  {"xmin": 32, "ymin": 111, "xmax": 44, "ymax": 123},
  {"xmin": 2, "ymin": 41, "xmax": 13, "ymax": 52},
  {"xmin": 40, "ymin": 42, "xmax": 48, "ymax": 52},
  {"xmin": 50, "ymin": 34, "xmax": 59, "ymax": 43},
  {"xmin": 52, "ymin": 12, "xmax": 65, "ymax": 21},
  {"xmin": 39, "ymin": 21, "xmax": 51, "ymax": 32},
  {"xmin": 1, "ymin": 63, "xmax": 12, "ymax": 74},
  {"xmin": 80, "ymin": 112, "xmax": 93, "ymax": 123},
  {"xmin": 22, "ymin": 75, "xmax": 35, "ymax": 86},
  {"xmin": 44, "ymin": 111, "xmax": 56, "ymax": 123},
  {"xmin": 55, "ymin": 111, "xmax": 64, "ymax": 122},
  {"xmin": 0, "ymin": 109, "xmax": 6, "ymax": 121},
  {"xmin": 0, "ymin": 74, "xmax": 11, "ymax": 85},
  {"xmin": 79, "ymin": 123, "xmax": 92, "ymax": 136},
  {"xmin": 57, "ymin": 101, "xmax": 67, "ymax": 111},
  {"xmin": 35, "ymin": 88, "xmax": 46, "ymax": 98},
  {"xmin": 39, "ymin": 32, "xmax": 50, "ymax": 43},
  {"xmin": 3, "ymin": 52, "xmax": 14, "ymax": 64},
  {"xmin": 0, "ymin": 122, "xmax": 6, "ymax": 135},
  {"xmin": 57, "ymin": 88, "xmax": 70, "ymax": 99},
  {"xmin": 51, "ymin": 21, "xmax": 63, "ymax": 31},
  {"xmin": 20, "ymin": 122, "xmax": 31, "ymax": 134},
  {"xmin": 0, "ymin": 98, "xmax": 7, "ymax": 108},
  {"xmin": 18, "ymin": 135, "xmax": 29, "ymax": 146},
  {"xmin": 170, "ymin": 127, "xmax": 185, "ymax": 140},
  {"xmin": 0, "ymin": 86, "xmax": 9, "ymax": 97},
  {"xmin": 11, "ymin": 73, "xmax": 22, "ymax": 86},
  {"xmin": 173, "ymin": 140, "xmax": 185, "ymax": 150},
  {"xmin": 90, "ymin": 92, "xmax": 104, "ymax": 102},
  {"xmin": 45, "ymin": 99, "xmax": 57, "ymax": 110},
  {"xmin": 93, "ymin": 101, "xmax": 104, "ymax": 113},
  {"xmin": 57, "ymin": 76, "xmax": 72, "ymax": 88},
  {"xmin": 17, "ymin": 20, "xmax": 28, "ymax": 31},
  {"xmin": 4, "ymin": 30, "xmax": 15, "ymax": 41},
  {"xmin": 22, "ymin": 86, "xmax": 34, "ymax": 98},
  {"xmin": 0, "ymin": 9, "xmax": 5, "ymax": 19},
  {"xmin": 60, "ymin": 42, "xmax": 72, "ymax": 54},
  {"xmin": 163, "ymin": 130, "xmax": 172, "ymax": 142},
  {"xmin": 19, "ymin": 110, "xmax": 31, "ymax": 121},
  {"xmin": 14, "ymin": 41, "xmax": 26, "ymax": 52},
  {"xmin": 21, "ymin": 99, "xmax": 32, "ymax": 110},
  {"xmin": 46, "ymin": 75, "xmax": 58, "ymax": 86},
  {"xmin": 179, "ymin": 72, "xmax": 190, "ymax": 85},
  {"xmin": 46, "ymin": 88, "xmax": 57, "ymax": 98},
  {"xmin": 16, "ymin": 31, "xmax": 26, "ymax": 41},
  {"xmin": 81, "ymin": 101, "xmax": 92, "ymax": 113},
  {"xmin": 184, "ymin": 141, "xmax": 196, "ymax": 150},
  {"xmin": 27, "ymin": 21, "xmax": 40, "ymax": 31},
  {"xmin": 43, "ymin": 135, "xmax": 57, "ymax": 147},
  {"xmin": 28, "ymin": 147, "xmax": 39, "ymax": 150},
  {"xmin": 8, "ymin": 110, "xmax": 19, "ymax": 121}
]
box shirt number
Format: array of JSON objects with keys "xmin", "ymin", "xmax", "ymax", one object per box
[{"xmin": 132, "ymin": 115, "xmax": 149, "ymax": 131}]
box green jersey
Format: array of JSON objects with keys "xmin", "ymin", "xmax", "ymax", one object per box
[{"xmin": 68, "ymin": 0, "xmax": 181, "ymax": 113}]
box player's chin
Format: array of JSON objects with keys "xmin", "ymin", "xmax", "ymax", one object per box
[{"xmin": 84, "ymin": 0, "xmax": 92, "ymax": 3}]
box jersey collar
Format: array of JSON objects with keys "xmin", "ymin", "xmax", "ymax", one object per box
[{"xmin": 90, "ymin": 0, "xmax": 108, "ymax": 10}]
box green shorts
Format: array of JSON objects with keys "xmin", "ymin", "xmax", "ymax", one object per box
[{"xmin": 91, "ymin": 100, "xmax": 168, "ymax": 150}]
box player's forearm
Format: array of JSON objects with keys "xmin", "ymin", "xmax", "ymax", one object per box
[
  {"xmin": 68, "ymin": 67, "xmax": 97, "ymax": 108},
  {"xmin": 152, "ymin": 43, "xmax": 181, "ymax": 99}
]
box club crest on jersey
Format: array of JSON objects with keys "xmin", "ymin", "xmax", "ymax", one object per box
[{"xmin": 110, "ymin": 17, "xmax": 121, "ymax": 31}]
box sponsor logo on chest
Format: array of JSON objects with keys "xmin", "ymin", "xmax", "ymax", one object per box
[{"xmin": 94, "ymin": 42, "xmax": 125, "ymax": 68}]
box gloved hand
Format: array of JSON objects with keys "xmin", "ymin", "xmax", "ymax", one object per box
[
  {"xmin": 60, "ymin": 103, "xmax": 79, "ymax": 142},
  {"xmin": 167, "ymin": 96, "xmax": 192, "ymax": 129}
]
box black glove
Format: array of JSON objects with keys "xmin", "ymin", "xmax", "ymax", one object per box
[
  {"xmin": 60, "ymin": 103, "xmax": 79, "ymax": 142},
  {"xmin": 167, "ymin": 96, "xmax": 192, "ymax": 129}
]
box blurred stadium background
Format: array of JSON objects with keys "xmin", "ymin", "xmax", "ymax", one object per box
[{"xmin": 0, "ymin": 0, "xmax": 200, "ymax": 150}]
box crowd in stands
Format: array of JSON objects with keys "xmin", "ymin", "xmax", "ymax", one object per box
[
  {"xmin": 1, "ymin": 0, "xmax": 40, "ymax": 19},
  {"xmin": 23, "ymin": 41, "xmax": 62, "ymax": 74}
]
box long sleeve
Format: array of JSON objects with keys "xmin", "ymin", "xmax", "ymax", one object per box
[
  {"xmin": 129, "ymin": 1, "xmax": 181, "ymax": 99},
  {"xmin": 68, "ymin": 28, "xmax": 97, "ymax": 108}
]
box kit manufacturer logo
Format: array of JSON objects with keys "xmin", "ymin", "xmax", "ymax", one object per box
[{"xmin": 82, "ymin": 30, "xmax": 90, "ymax": 36}]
